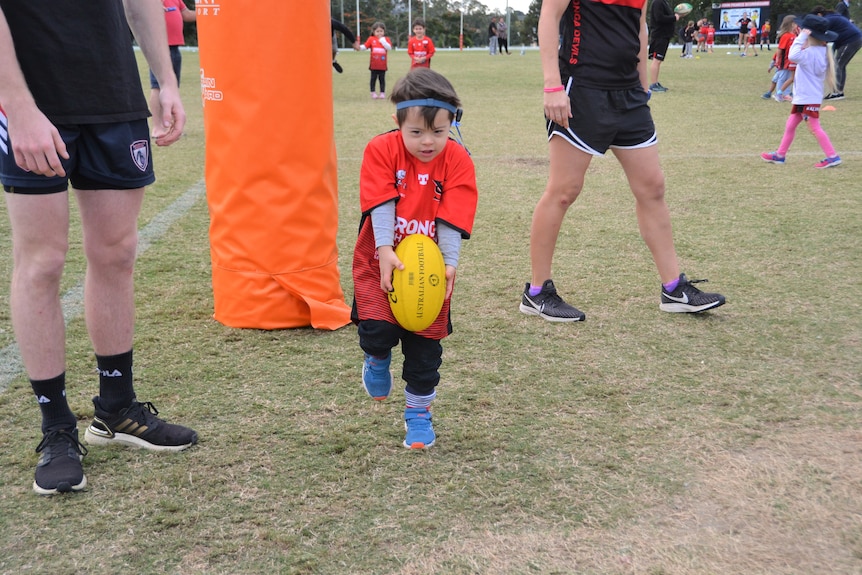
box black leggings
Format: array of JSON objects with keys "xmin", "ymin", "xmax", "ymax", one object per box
[
  {"xmin": 498, "ymin": 37, "xmax": 509, "ymax": 54},
  {"xmin": 370, "ymin": 70, "xmax": 386, "ymax": 93}
]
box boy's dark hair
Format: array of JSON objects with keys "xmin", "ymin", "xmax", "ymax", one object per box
[
  {"xmin": 412, "ymin": 18, "xmax": 426, "ymax": 29},
  {"xmin": 391, "ymin": 68, "xmax": 461, "ymax": 128}
]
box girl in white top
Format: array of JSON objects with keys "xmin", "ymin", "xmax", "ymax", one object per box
[{"xmin": 761, "ymin": 14, "xmax": 841, "ymax": 168}]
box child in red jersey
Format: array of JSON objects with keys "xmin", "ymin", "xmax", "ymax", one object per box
[
  {"xmin": 706, "ymin": 23, "xmax": 715, "ymax": 53},
  {"xmin": 352, "ymin": 68, "xmax": 478, "ymax": 450},
  {"xmin": 742, "ymin": 21, "xmax": 759, "ymax": 56},
  {"xmin": 407, "ymin": 18, "xmax": 436, "ymax": 68},
  {"xmin": 761, "ymin": 20, "xmax": 772, "ymax": 50},
  {"xmin": 773, "ymin": 15, "xmax": 800, "ymax": 101},
  {"xmin": 361, "ymin": 21, "xmax": 392, "ymax": 99}
]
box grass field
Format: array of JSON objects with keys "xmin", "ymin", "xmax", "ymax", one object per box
[{"xmin": 0, "ymin": 47, "xmax": 860, "ymax": 575}]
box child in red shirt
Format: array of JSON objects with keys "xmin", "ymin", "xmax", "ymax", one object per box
[
  {"xmin": 362, "ymin": 21, "xmax": 392, "ymax": 99},
  {"xmin": 407, "ymin": 18, "xmax": 436, "ymax": 68},
  {"xmin": 773, "ymin": 16, "xmax": 799, "ymax": 101},
  {"xmin": 352, "ymin": 68, "xmax": 478, "ymax": 450}
]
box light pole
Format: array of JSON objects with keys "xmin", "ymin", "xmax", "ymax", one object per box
[
  {"xmin": 457, "ymin": 1, "xmax": 464, "ymax": 50},
  {"xmin": 355, "ymin": 0, "xmax": 360, "ymax": 40},
  {"xmin": 506, "ymin": 1, "xmax": 511, "ymax": 48}
]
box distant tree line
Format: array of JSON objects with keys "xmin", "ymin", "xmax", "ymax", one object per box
[
  {"xmin": 330, "ymin": 0, "xmax": 534, "ymax": 49},
  {"xmin": 179, "ymin": 0, "xmax": 858, "ymax": 48}
]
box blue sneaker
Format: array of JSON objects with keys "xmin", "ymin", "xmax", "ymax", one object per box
[
  {"xmin": 404, "ymin": 407, "xmax": 435, "ymax": 449},
  {"xmin": 814, "ymin": 156, "xmax": 841, "ymax": 169},
  {"xmin": 362, "ymin": 353, "xmax": 393, "ymax": 400},
  {"xmin": 760, "ymin": 151, "xmax": 785, "ymax": 164}
]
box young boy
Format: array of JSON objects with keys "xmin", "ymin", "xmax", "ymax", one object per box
[
  {"xmin": 407, "ymin": 18, "xmax": 436, "ymax": 68},
  {"xmin": 352, "ymin": 68, "xmax": 478, "ymax": 449}
]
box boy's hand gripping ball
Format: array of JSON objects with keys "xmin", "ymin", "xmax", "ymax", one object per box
[
  {"xmin": 388, "ymin": 234, "xmax": 446, "ymax": 332},
  {"xmin": 674, "ymin": 3, "xmax": 693, "ymax": 16}
]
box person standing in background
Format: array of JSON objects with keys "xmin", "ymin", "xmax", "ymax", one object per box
[
  {"xmin": 488, "ymin": 17, "xmax": 498, "ymax": 55},
  {"xmin": 407, "ymin": 18, "xmax": 436, "ymax": 69},
  {"xmin": 332, "ymin": 18, "xmax": 361, "ymax": 73},
  {"xmin": 497, "ymin": 16, "xmax": 510, "ymax": 55},
  {"xmin": 761, "ymin": 19, "xmax": 771, "ymax": 50},
  {"xmin": 149, "ymin": 0, "xmax": 195, "ymax": 124},
  {"xmin": 835, "ymin": 0, "xmax": 851, "ymax": 19},
  {"xmin": 362, "ymin": 21, "xmax": 392, "ymax": 99},
  {"xmin": 813, "ymin": 5, "xmax": 862, "ymax": 100},
  {"xmin": 648, "ymin": 0, "xmax": 680, "ymax": 92},
  {"xmin": 737, "ymin": 12, "xmax": 752, "ymax": 50}
]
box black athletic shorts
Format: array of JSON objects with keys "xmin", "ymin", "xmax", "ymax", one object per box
[
  {"xmin": 648, "ymin": 35, "xmax": 671, "ymax": 61},
  {"xmin": 546, "ymin": 81, "xmax": 657, "ymax": 155},
  {"xmin": 0, "ymin": 118, "xmax": 154, "ymax": 194}
]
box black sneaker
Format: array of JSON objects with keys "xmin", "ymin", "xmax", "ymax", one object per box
[
  {"xmin": 824, "ymin": 92, "xmax": 844, "ymax": 100},
  {"xmin": 332, "ymin": 61, "xmax": 343, "ymax": 73},
  {"xmin": 520, "ymin": 280, "xmax": 586, "ymax": 322},
  {"xmin": 649, "ymin": 82, "xmax": 668, "ymax": 92},
  {"xmin": 33, "ymin": 428, "xmax": 88, "ymax": 495},
  {"xmin": 84, "ymin": 397, "xmax": 198, "ymax": 452},
  {"xmin": 660, "ymin": 274, "xmax": 726, "ymax": 313}
]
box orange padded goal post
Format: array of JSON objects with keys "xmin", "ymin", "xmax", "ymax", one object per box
[{"xmin": 196, "ymin": 2, "xmax": 351, "ymax": 330}]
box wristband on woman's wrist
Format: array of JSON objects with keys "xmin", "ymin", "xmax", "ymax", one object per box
[{"xmin": 543, "ymin": 85, "xmax": 565, "ymax": 93}]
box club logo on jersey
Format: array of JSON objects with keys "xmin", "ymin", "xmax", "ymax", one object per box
[
  {"xmin": 418, "ymin": 173, "xmax": 429, "ymax": 185},
  {"xmin": 433, "ymin": 180, "xmax": 444, "ymax": 202},
  {"xmin": 395, "ymin": 169, "xmax": 407, "ymax": 190},
  {"xmin": 130, "ymin": 141, "xmax": 149, "ymax": 172}
]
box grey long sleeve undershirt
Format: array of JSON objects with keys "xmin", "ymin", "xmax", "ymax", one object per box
[{"xmin": 370, "ymin": 200, "xmax": 462, "ymax": 267}]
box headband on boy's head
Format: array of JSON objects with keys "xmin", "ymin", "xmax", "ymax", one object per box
[
  {"xmin": 395, "ymin": 98, "xmax": 470, "ymax": 155},
  {"xmin": 395, "ymin": 98, "xmax": 458, "ymax": 116}
]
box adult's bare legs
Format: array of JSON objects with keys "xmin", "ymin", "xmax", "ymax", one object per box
[
  {"xmin": 5, "ymin": 192, "xmax": 70, "ymax": 379},
  {"xmin": 613, "ymin": 145, "xmax": 680, "ymax": 284},
  {"xmin": 75, "ymin": 187, "xmax": 144, "ymax": 356},
  {"xmin": 529, "ymin": 137, "xmax": 593, "ymax": 286}
]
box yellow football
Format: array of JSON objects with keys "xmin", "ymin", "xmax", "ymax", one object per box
[{"xmin": 389, "ymin": 234, "xmax": 446, "ymax": 332}]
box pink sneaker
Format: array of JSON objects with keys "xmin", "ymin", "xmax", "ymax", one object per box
[
  {"xmin": 760, "ymin": 152, "xmax": 785, "ymax": 164},
  {"xmin": 371, "ymin": 92, "xmax": 378, "ymax": 99},
  {"xmin": 379, "ymin": 92, "xmax": 385, "ymax": 100},
  {"xmin": 814, "ymin": 156, "xmax": 841, "ymax": 168}
]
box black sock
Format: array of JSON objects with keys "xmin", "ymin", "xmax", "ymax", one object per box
[
  {"xmin": 31, "ymin": 373, "xmax": 77, "ymax": 434},
  {"xmin": 96, "ymin": 350, "xmax": 135, "ymax": 413}
]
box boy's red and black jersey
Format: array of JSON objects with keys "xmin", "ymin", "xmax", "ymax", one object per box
[
  {"xmin": 558, "ymin": 0, "xmax": 645, "ymax": 90},
  {"xmin": 352, "ymin": 130, "xmax": 477, "ymax": 339}
]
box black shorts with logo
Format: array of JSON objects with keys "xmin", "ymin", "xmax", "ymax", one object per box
[{"xmin": 0, "ymin": 118, "xmax": 154, "ymax": 194}]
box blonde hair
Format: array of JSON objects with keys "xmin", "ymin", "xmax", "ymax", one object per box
[
  {"xmin": 807, "ymin": 36, "xmax": 838, "ymax": 93},
  {"xmin": 777, "ymin": 15, "xmax": 796, "ymax": 36}
]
